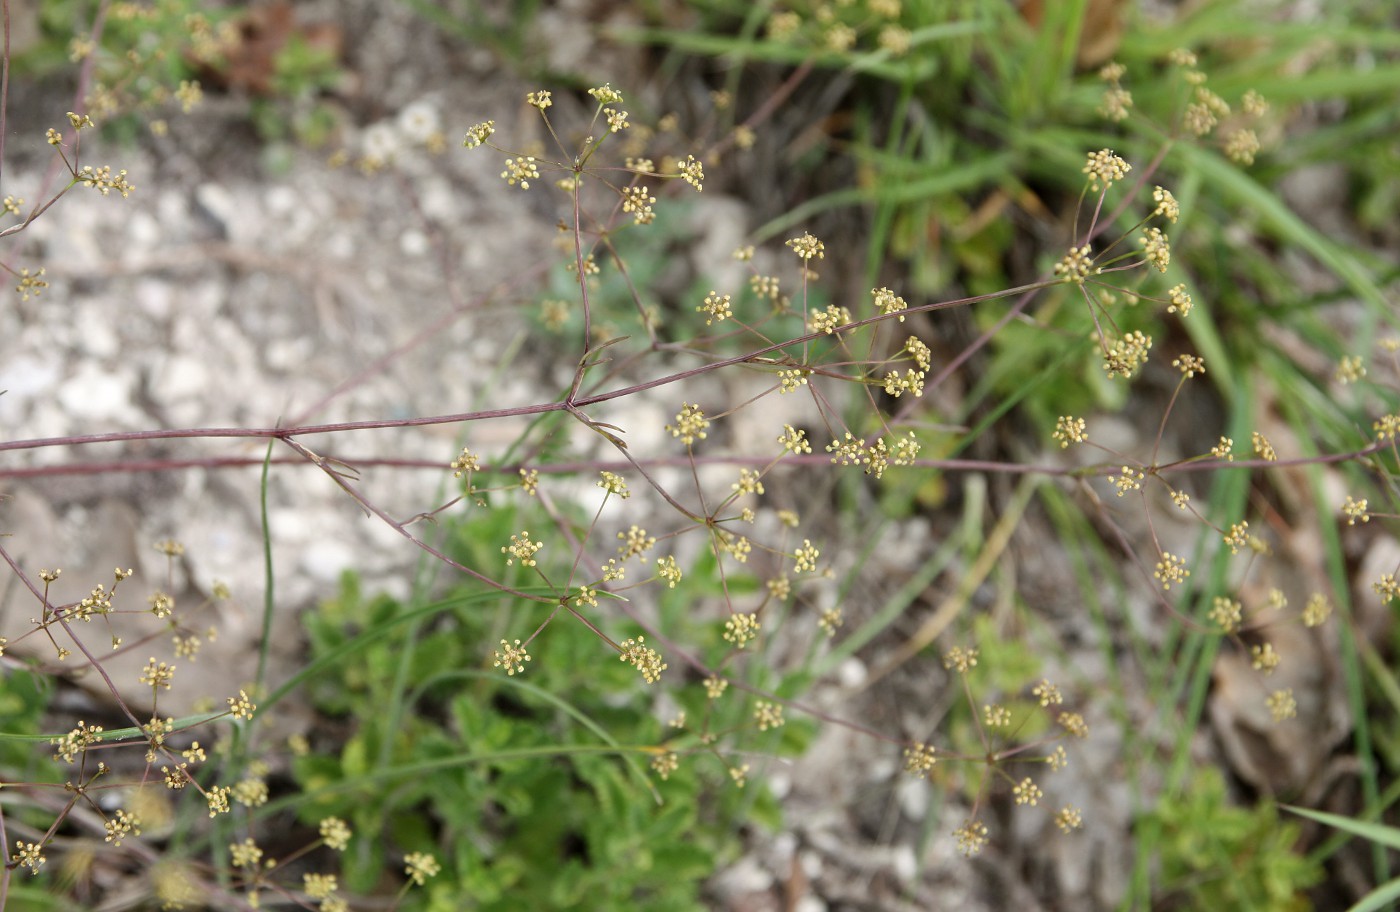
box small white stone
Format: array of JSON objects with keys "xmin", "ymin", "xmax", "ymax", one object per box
[
  {"xmin": 400, "ymin": 229, "xmax": 429, "ymax": 257},
  {"xmin": 837, "ymin": 657, "xmax": 867, "ymax": 689},
  {"xmin": 300, "ymin": 538, "xmax": 357, "ymax": 584},
  {"xmin": 57, "ymin": 363, "xmax": 138, "ymax": 421},
  {"xmin": 891, "ymin": 843, "xmax": 917, "ymax": 883},
  {"xmin": 896, "ymin": 775, "xmax": 930, "ymax": 820}
]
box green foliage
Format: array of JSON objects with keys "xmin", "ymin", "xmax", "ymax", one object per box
[
  {"xmin": 5, "ymin": 1, "xmax": 1399, "ymax": 908},
  {"xmin": 1148, "ymin": 768, "xmax": 1323, "ymax": 911},
  {"xmin": 398, "ymin": 0, "xmax": 546, "ymax": 74},
  {"xmin": 289, "ymin": 556, "xmax": 760, "ymax": 910}
]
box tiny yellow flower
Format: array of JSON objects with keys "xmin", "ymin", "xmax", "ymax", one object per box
[
  {"xmin": 462, "ymin": 120, "xmax": 495, "ymax": 148},
  {"xmin": 303, "ymin": 873, "xmax": 339, "ymax": 901},
  {"xmin": 753, "ymin": 700, "xmax": 785, "ymax": 731},
  {"xmin": 1250, "ymin": 642, "xmax": 1280, "ymax": 673},
  {"xmin": 1012, "ymin": 777, "xmax": 1042, "ymax": 806},
  {"xmin": 1267, "ymin": 688, "xmax": 1297, "ymax": 722},
  {"xmin": 1341, "ymin": 496, "xmax": 1369, "ymax": 525},
  {"xmin": 103, "ymin": 809, "xmax": 142, "ymax": 846},
  {"xmin": 617, "ymin": 525, "xmax": 656, "ymax": 561},
  {"xmin": 588, "ymin": 83, "xmax": 624, "ymax": 105},
  {"xmin": 1167, "ymin": 283, "xmax": 1193, "ymax": 316},
  {"xmin": 140, "ymin": 658, "xmax": 176, "ymax": 690},
  {"xmin": 1032, "ymin": 679, "xmax": 1064, "ymax": 707},
  {"xmin": 656, "ymin": 555, "xmax": 682, "ymax": 587},
  {"xmin": 1223, "ymin": 127, "xmax": 1260, "ymax": 165},
  {"xmin": 724, "ymin": 612, "xmax": 761, "ymax": 648},
  {"xmin": 1112, "ymin": 465, "xmax": 1145, "ymax": 496},
  {"xmin": 1099, "ymin": 85, "xmax": 1133, "ymax": 121},
  {"xmin": 1251, "ymin": 431, "xmax": 1276, "ymax": 461},
  {"xmin": 733, "ymin": 468, "xmax": 765, "ymax": 496},
  {"xmin": 1153, "ymin": 186, "xmax": 1180, "ymax": 223},
  {"xmin": 1223, "ymin": 521, "xmax": 1250, "ymax": 555},
  {"xmin": 954, "ymin": 818, "xmax": 989, "ymax": 856},
  {"xmin": 778, "ymin": 368, "xmax": 808, "ymax": 393},
  {"xmin": 1209, "ymin": 596, "xmax": 1243, "ymax": 633},
  {"xmin": 872, "ymin": 286, "xmax": 907, "ymax": 321},
  {"xmin": 1139, "ymin": 227, "xmax": 1171, "ymax": 272},
  {"xmin": 1154, "ymin": 553, "xmax": 1190, "ymax": 590},
  {"xmin": 320, "ymin": 817, "xmax": 352, "ymax": 851},
  {"xmin": 678, "ymin": 154, "xmax": 705, "ymax": 191},
  {"xmin": 503, "ymin": 531, "xmax": 543, "ymax": 566},
  {"xmin": 1083, "ymin": 149, "xmax": 1132, "ymax": 191},
  {"xmin": 1054, "ymin": 244, "xmax": 1094, "ymax": 283},
  {"xmin": 501, "ymin": 156, "xmax": 540, "ymax": 189},
  {"xmin": 227, "ymin": 690, "xmax": 256, "ymax": 721},
  {"xmin": 984, "ymin": 703, "xmax": 1012, "ymax": 727},
  {"xmin": 603, "ymin": 107, "xmax": 630, "ymax": 132},
  {"xmin": 1335, "ymin": 355, "xmax": 1366, "ymax": 384},
  {"xmin": 903, "ymin": 742, "xmax": 937, "ymax": 778},
  {"xmin": 206, "ymin": 785, "xmax": 232, "ymax": 817},
  {"xmin": 1055, "ymin": 806, "xmax": 1084, "ymax": 833},
  {"xmin": 621, "ymin": 184, "xmax": 656, "ymax": 224},
  {"xmin": 598, "ymin": 471, "xmax": 630, "ymax": 498},
  {"xmin": 650, "ymin": 752, "xmax": 680, "ymax": 780},
  {"xmin": 1053, "ymin": 416, "xmax": 1087, "ymax": 447},
  {"xmin": 11, "ymin": 840, "xmax": 45, "ymax": 874},
  {"xmin": 943, "ymin": 645, "xmax": 978, "ymax": 673},
  {"xmin": 785, "ymin": 232, "xmax": 826, "ymax": 261},
  {"xmin": 1302, "ymin": 592, "xmax": 1332, "ymax": 627},
  {"xmin": 404, "ymin": 851, "xmax": 440, "ymax": 886},
  {"xmin": 1057, "ymin": 711, "xmax": 1089, "ymax": 738},
  {"xmin": 619, "ymin": 636, "xmax": 667, "ymax": 683},
  {"xmin": 697, "ymin": 290, "xmax": 732, "ymax": 325},
  {"xmin": 1102, "ymin": 331, "xmax": 1152, "ymax": 378},
  {"xmin": 667, "ymin": 403, "xmax": 710, "ymax": 446},
  {"xmin": 492, "ymin": 639, "xmax": 531, "ymax": 675},
  {"xmin": 1172, "ymin": 354, "xmax": 1205, "ymax": 378}
]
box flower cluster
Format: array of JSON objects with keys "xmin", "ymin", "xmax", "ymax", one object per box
[
  {"xmin": 622, "ymin": 184, "xmax": 657, "ymax": 225},
  {"xmin": 500, "ymin": 156, "xmax": 540, "ymax": 189},
  {"xmin": 943, "ymin": 645, "xmax": 978, "ymax": 673},
  {"xmin": 872, "ymin": 286, "xmax": 907, "ymax": 320},
  {"xmin": 619, "ymin": 637, "xmax": 667, "ymax": 683},
  {"xmin": 1054, "ymin": 244, "xmax": 1094, "ymax": 283},
  {"xmin": 724, "ymin": 612, "xmax": 761, "ymax": 648},
  {"xmin": 785, "ymin": 232, "xmax": 825, "ymax": 261},
  {"xmin": 76, "ymin": 165, "xmax": 135, "ymax": 197},
  {"xmin": 753, "ymin": 700, "xmax": 785, "ymax": 731},
  {"xmin": 697, "ymin": 290, "xmax": 732, "ymax": 325},
  {"xmin": 1052, "ymin": 416, "xmax": 1087, "ymax": 448},
  {"xmin": 824, "ymin": 431, "xmax": 920, "ymax": 479},
  {"xmin": 492, "ymin": 639, "xmax": 531, "ymax": 675},
  {"xmin": 503, "ymin": 531, "xmax": 543, "ymax": 566},
  {"xmin": 1083, "ymin": 149, "xmax": 1131, "ymax": 191},
  {"xmin": 666, "ymin": 403, "xmax": 710, "ymax": 446},
  {"xmin": 1154, "ymin": 553, "xmax": 1190, "ymax": 589},
  {"xmin": 678, "ymin": 154, "xmax": 705, "ymax": 191},
  {"xmin": 1102, "ymin": 331, "xmax": 1152, "ymax": 379}
]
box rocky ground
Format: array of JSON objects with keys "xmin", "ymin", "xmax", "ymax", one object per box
[{"xmin": 1, "ymin": 2, "xmax": 1388, "ymax": 910}]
